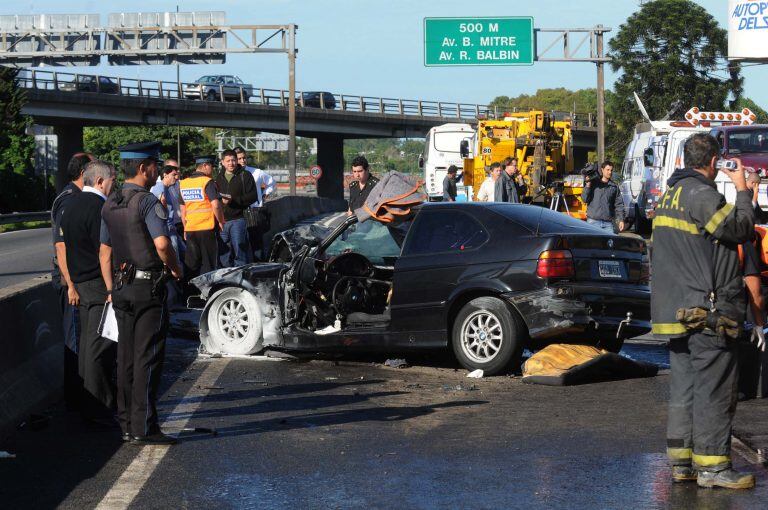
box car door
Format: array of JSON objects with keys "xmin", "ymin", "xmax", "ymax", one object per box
[
  {"xmin": 391, "ymin": 209, "xmax": 489, "ymax": 338},
  {"xmin": 223, "ymin": 76, "xmax": 238, "ymax": 97}
]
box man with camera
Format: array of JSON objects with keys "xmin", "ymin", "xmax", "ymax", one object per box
[
  {"xmin": 581, "ymin": 161, "xmax": 625, "ymax": 233},
  {"xmin": 651, "ymin": 133, "xmax": 756, "ymax": 489}
]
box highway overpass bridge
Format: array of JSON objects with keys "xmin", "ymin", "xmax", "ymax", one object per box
[{"xmin": 18, "ymin": 70, "xmax": 597, "ymax": 199}]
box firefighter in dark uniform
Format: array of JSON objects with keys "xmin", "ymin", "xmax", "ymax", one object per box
[
  {"xmin": 347, "ymin": 155, "xmax": 379, "ymax": 215},
  {"xmin": 651, "ymin": 133, "xmax": 756, "ymax": 489},
  {"xmin": 99, "ymin": 142, "xmax": 183, "ymax": 445}
]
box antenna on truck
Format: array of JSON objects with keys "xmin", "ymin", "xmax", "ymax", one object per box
[{"xmin": 633, "ymin": 92, "xmax": 652, "ymax": 124}]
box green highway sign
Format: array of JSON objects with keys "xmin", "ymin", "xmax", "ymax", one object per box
[{"xmin": 424, "ymin": 17, "xmax": 534, "ymax": 66}]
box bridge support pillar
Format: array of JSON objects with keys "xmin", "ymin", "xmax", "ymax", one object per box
[
  {"xmin": 316, "ymin": 136, "xmax": 345, "ymax": 201},
  {"xmin": 53, "ymin": 124, "xmax": 84, "ymax": 193}
]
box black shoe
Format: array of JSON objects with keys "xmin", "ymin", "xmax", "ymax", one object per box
[{"xmin": 130, "ymin": 432, "xmax": 178, "ymax": 445}]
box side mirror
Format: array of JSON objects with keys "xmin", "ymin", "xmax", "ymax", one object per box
[
  {"xmin": 643, "ymin": 148, "xmax": 654, "ymax": 167},
  {"xmin": 418, "ymin": 154, "xmax": 424, "ymax": 168},
  {"xmin": 460, "ymin": 140, "xmax": 469, "ymax": 159}
]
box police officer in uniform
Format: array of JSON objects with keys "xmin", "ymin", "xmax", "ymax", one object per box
[
  {"xmin": 99, "ymin": 142, "xmax": 183, "ymax": 445},
  {"xmin": 347, "ymin": 155, "xmax": 379, "ymax": 215},
  {"xmin": 179, "ymin": 155, "xmax": 225, "ymax": 279}
]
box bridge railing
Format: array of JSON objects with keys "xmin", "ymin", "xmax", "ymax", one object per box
[{"xmin": 15, "ymin": 69, "xmax": 596, "ymax": 127}]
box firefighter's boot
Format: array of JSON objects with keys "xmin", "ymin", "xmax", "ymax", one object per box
[
  {"xmin": 697, "ymin": 468, "xmax": 756, "ymax": 489},
  {"xmin": 671, "ymin": 465, "xmax": 697, "ymax": 482}
]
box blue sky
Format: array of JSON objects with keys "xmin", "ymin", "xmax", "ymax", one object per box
[{"xmin": 6, "ymin": 1, "xmax": 767, "ymax": 109}]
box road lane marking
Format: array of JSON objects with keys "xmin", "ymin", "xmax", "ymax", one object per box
[{"xmin": 96, "ymin": 358, "xmax": 230, "ymax": 510}]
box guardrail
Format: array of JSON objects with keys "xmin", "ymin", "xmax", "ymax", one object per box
[
  {"xmin": 0, "ymin": 211, "xmax": 50, "ymax": 225},
  {"xmin": 16, "ymin": 69, "xmax": 597, "ymax": 127}
]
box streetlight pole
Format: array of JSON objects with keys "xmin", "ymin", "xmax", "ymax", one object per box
[{"xmin": 288, "ymin": 24, "xmax": 297, "ymax": 195}]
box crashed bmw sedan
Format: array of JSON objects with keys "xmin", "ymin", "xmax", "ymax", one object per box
[{"xmin": 190, "ymin": 203, "xmax": 651, "ymax": 375}]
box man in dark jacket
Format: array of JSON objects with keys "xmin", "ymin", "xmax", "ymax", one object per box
[
  {"xmin": 442, "ymin": 165, "xmax": 458, "ymax": 201},
  {"xmin": 651, "ymin": 133, "xmax": 756, "ymax": 489},
  {"xmin": 494, "ymin": 157, "xmax": 526, "ymax": 203},
  {"xmin": 581, "ymin": 161, "xmax": 625, "ymax": 233},
  {"xmin": 60, "ymin": 160, "xmax": 117, "ymax": 423},
  {"xmin": 215, "ymin": 149, "xmax": 258, "ymax": 267}
]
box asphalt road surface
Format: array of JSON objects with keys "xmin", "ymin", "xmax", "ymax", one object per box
[
  {"xmin": 0, "ymin": 228, "xmax": 52, "ymax": 288},
  {"xmin": 1, "ymin": 337, "xmax": 766, "ymax": 509}
]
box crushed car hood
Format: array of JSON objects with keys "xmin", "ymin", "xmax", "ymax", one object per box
[{"xmin": 190, "ymin": 263, "xmax": 286, "ymax": 299}]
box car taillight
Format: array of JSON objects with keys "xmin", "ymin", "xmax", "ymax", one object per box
[{"xmin": 536, "ymin": 250, "xmax": 575, "ymax": 278}]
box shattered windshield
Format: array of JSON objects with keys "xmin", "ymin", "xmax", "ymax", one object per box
[{"xmin": 325, "ymin": 220, "xmax": 402, "ymax": 265}]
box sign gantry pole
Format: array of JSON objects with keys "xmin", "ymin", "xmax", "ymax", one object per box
[{"xmin": 287, "ymin": 23, "xmax": 297, "ymax": 195}]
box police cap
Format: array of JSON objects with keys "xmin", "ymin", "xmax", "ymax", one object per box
[
  {"xmin": 195, "ymin": 155, "xmax": 217, "ymax": 165},
  {"xmin": 118, "ymin": 141, "xmax": 162, "ymax": 161}
]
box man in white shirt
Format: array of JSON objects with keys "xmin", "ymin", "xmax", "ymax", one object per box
[
  {"xmin": 476, "ymin": 163, "xmax": 502, "ymax": 202},
  {"xmin": 235, "ymin": 147, "xmax": 275, "ymax": 207}
]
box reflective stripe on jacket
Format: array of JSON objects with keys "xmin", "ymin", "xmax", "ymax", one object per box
[
  {"xmin": 650, "ymin": 168, "xmax": 755, "ymax": 337},
  {"xmin": 180, "ymin": 175, "xmax": 214, "ymax": 231}
]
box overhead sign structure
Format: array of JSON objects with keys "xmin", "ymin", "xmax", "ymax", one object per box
[
  {"xmin": 424, "ymin": 17, "xmax": 534, "ymax": 66},
  {"xmin": 728, "ymin": 0, "xmax": 768, "ymax": 60}
]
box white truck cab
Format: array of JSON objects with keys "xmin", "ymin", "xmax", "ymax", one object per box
[
  {"xmin": 620, "ymin": 100, "xmax": 754, "ymax": 233},
  {"xmin": 419, "ymin": 123, "xmax": 474, "ymax": 201}
]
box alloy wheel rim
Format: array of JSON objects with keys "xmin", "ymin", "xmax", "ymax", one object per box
[
  {"xmin": 216, "ymin": 298, "xmax": 250, "ymax": 343},
  {"xmin": 460, "ymin": 310, "xmax": 503, "ymax": 363}
]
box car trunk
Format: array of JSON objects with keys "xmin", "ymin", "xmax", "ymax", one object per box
[{"xmin": 554, "ymin": 234, "xmax": 647, "ymax": 284}]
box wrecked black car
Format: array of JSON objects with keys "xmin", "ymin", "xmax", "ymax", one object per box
[{"xmin": 190, "ymin": 203, "xmax": 651, "ymax": 375}]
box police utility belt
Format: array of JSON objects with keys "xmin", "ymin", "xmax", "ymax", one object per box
[{"xmin": 114, "ymin": 263, "xmax": 169, "ymax": 295}]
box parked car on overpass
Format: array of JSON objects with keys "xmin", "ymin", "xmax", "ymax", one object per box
[
  {"xmin": 58, "ymin": 75, "xmax": 120, "ymax": 94},
  {"xmin": 190, "ymin": 203, "xmax": 650, "ymax": 375},
  {"xmin": 182, "ymin": 75, "xmax": 253, "ymax": 102}
]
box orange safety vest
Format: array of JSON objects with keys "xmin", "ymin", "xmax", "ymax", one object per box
[
  {"xmin": 738, "ymin": 225, "xmax": 768, "ymax": 278},
  {"xmin": 180, "ymin": 175, "xmax": 215, "ymax": 231}
]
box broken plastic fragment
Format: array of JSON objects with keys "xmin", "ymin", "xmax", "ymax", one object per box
[
  {"xmin": 316, "ymin": 320, "xmax": 342, "ymax": 335},
  {"xmin": 467, "ymin": 369, "xmax": 484, "ymax": 378},
  {"xmin": 384, "ymin": 358, "xmax": 409, "ymax": 369}
]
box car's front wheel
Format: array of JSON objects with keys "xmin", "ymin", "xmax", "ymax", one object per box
[
  {"xmin": 204, "ymin": 287, "xmax": 263, "ymax": 355},
  {"xmin": 206, "ymin": 90, "xmax": 218, "ymax": 102},
  {"xmin": 452, "ymin": 297, "xmax": 524, "ymax": 375}
]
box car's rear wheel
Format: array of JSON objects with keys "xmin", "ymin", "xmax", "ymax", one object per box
[
  {"xmin": 452, "ymin": 297, "xmax": 524, "ymax": 375},
  {"xmin": 204, "ymin": 287, "xmax": 263, "ymax": 355}
]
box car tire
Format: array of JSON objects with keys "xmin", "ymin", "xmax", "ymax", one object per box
[
  {"xmin": 451, "ymin": 296, "xmax": 524, "ymax": 375},
  {"xmin": 206, "ymin": 90, "xmax": 217, "ymax": 102},
  {"xmin": 204, "ymin": 287, "xmax": 263, "ymax": 355}
]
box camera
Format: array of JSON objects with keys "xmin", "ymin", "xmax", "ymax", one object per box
[
  {"xmin": 715, "ymin": 159, "xmax": 737, "ymax": 171},
  {"xmin": 580, "ymin": 162, "xmax": 601, "ymax": 181}
]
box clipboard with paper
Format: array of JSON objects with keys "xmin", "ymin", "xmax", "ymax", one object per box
[{"xmin": 98, "ymin": 302, "xmax": 119, "ymax": 342}]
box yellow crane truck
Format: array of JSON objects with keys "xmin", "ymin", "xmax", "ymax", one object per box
[{"xmin": 460, "ymin": 110, "xmax": 587, "ymax": 219}]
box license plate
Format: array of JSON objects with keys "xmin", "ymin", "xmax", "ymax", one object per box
[{"xmin": 598, "ymin": 260, "xmax": 622, "ymax": 278}]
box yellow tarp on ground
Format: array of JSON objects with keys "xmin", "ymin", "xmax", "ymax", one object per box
[
  {"xmin": 522, "ymin": 344, "xmax": 658, "ymax": 386},
  {"xmin": 523, "ymin": 344, "xmax": 605, "ymax": 378}
]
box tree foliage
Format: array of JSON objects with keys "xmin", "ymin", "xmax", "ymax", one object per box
[
  {"xmin": 0, "ymin": 68, "xmax": 42, "ymax": 212},
  {"xmin": 735, "ymin": 97, "xmax": 768, "ymax": 124},
  {"xmin": 83, "ymin": 125, "xmax": 216, "ymax": 171},
  {"xmin": 489, "ymin": 88, "xmax": 600, "ymax": 114},
  {"xmin": 608, "ymin": 0, "xmax": 742, "ymax": 158}
]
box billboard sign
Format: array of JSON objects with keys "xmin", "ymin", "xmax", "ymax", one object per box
[{"xmin": 728, "ymin": 0, "xmax": 768, "ymax": 60}]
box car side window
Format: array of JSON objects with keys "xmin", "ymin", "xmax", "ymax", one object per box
[{"xmin": 403, "ymin": 211, "xmax": 488, "ymax": 256}]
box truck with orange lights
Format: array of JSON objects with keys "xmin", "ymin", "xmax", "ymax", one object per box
[{"xmin": 619, "ymin": 96, "xmax": 754, "ymax": 234}]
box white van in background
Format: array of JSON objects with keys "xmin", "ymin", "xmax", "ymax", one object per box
[
  {"xmin": 419, "ymin": 123, "xmax": 474, "ymax": 200},
  {"xmin": 620, "ymin": 122, "xmax": 707, "ymax": 234}
]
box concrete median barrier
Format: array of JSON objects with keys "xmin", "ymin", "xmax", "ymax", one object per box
[{"xmin": 0, "ymin": 275, "xmax": 63, "ymax": 441}]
